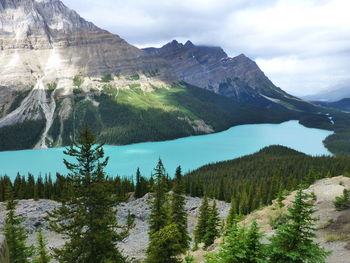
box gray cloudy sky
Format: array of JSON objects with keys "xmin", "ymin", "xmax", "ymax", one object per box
[{"xmin": 64, "ymin": 0, "xmax": 350, "ymax": 96}]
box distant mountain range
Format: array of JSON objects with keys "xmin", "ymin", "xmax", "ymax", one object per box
[
  {"xmin": 0, "ymin": 0, "xmax": 347, "ymax": 153},
  {"xmin": 303, "ymin": 86, "xmax": 350, "ymax": 102}
]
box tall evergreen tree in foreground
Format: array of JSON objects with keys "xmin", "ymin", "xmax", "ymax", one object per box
[
  {"xmin": 33, "ymin": 227, "xmax": 51, "ymax": 263},
  {"xmin": 226, "ymin": 197, "xmax": 238, "ymax": 233},
  {"xmin": 148, "ymin": 159, "xmax": 169, "ymax": 235},
  {"xmin": 269, "ymin": 189, "xmax": 330, "ymax": 263},
  {"xmin": 47, "ymin": 127, "xmax": 128, "ymax": 263},
  {"xmin": 171, "ymin": 166, "xmax": 190, "ymax": 251},
  {"xmin": 203, "ymin": 200, "xmax": 220, "ymax": 248},
  {"xmin": 194, "ymin": 195, "xmax": 210, "ymax": 245},
  {"xmin": 4, "ymin": 187, "xmax": 33, "ymax": 263},
  {"xmin": 134, "ymin": 168, "xmax": 143, "ymax": 198},
  {"xmin": 147, "ymin": 161, "xmax": 185, "ymax": 263},
  {"xmin": 205, "ymin": 219, "xmax": 266, "ymax": 263},
  {"xmin": 146, "ymin": 223, "xmax": 183, "ymax": 263}
]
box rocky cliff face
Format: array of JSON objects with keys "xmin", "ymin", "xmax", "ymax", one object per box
[
  {"xmin": 144, "ymin": 40, "xmax": 291, "ymax": 105},
  {"xmin": 0, "ymin": 0, "xmax": 171, "ymax": 148}
]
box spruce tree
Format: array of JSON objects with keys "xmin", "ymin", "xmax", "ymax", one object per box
[
  {"xmin": 147, "ymin": 161, "xmax": 186, "ymax": 263},
  {"xmin": 269, "ymin": 189, "xmax": 330, "ymax": 263},
  {"xmin": 146, "ymin": 224, "xmax": 183, "ymax": 263},
  {"xmin": 171, "ymin": 166, "xmax": 190, "ymax": 251},
  {"xmin": 4, "ymin": 187, "xmax": 33, "ymax": 263},
  {"xmin": 33, "ymin": 227, "xmax": 51, "ymax": 263},
  {"xmin": 205, "ymin": 222, "xmax": 247, "ymax": 263},
  {"xmin": 246, "ymin": 220, "xmax": 266, "ymax": 263},
  {"xmin": 226, "ymin": 197, "xmax": 238, "ymax": 232},
  {"xmin": 203, "ymin": 200, "xmax": 220, "ymax": 248},
  {"xmin": 46, "ymin": 127, "xmax": 127, "ymax": 263},
  {"xmin": 194, "ymin": 195, "xmax": 210, "ymax": 245},
  {"xmin": 206, "ymin": 219, "xmax": 266, "ymax": 263},
  {"xmin": 134, "ymin": 168, "xmax": 142, "ymax": 198},
  {"xmin": 148, "ymin": 159, "xmax": 169, "ymax": 235}
]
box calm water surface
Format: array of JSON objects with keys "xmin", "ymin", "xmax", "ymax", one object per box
[{"xmin": 0, "ymin": 121, "xmax": 333, "ymax": 180}]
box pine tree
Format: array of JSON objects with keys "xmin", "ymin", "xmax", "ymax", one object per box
[
  {"xmin": 205, "ymin": 222, "xmax": 247, "ymax": 263},
  {"xmin": 246, "ymin": 220, "xmax": 266, "ymax": 263},
  {"xmin": 333, "ymin": 189, "xmax": 350, "ymax": 211},
  {"xmin": 194, "ymin": 195, "xmax": 210, "ymax": 245},
  {"xmin": 269, "ymin": 189, "xmax": 330, "ymax": 263},
  {"xmin": 203, "ymin": 200, "xmax": 220, "ymax": 248},
  {"xmin": 33, "ymin": 227, "xmax": 51, "ymax": 263},
  {"xmin": 134, "ymin": 168, "xmax": 142, "ymax": 198},
  {"xmin": 206, "ymin": 219, "xmax": 266, "ymax": 263},
  {"xmin": 171, "ymin": 166, "xmax": 190, "ymax": 251},
  {"xmin": 146, "ymin": 224, "xmax": 183, "ymax": 263},
  {"xmin": 4, "ymin": 187, "xmax": 33, "ymax": 263},
  {"xmin": 226, "ymin": 197, "xmax": 238, "ymax": 232},
  {"xmin": 147, "ymin": 161, "xmax": 186, "ymax": 263},
  {"xmin": 148, "ymin": 159, "xmax": 169, "ymax": 235},
  {"xmin": 275, "ymin": 191, "xmax": 285, "ymax": 209},
  {"xmin": 46, "ymin": 127, "xmax": 127, "ymax": 263}
]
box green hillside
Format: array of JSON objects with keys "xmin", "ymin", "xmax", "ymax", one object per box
[
  {"xmin": 183, "ymin": 145, "xmax": 350, "ymax": 215},
  {"xmin": 48, "ymin": 83, "xmax": 299, "ymax": 147}
]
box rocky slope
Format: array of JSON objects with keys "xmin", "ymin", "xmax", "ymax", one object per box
[
  {"xmin": 192, "ymin": 176, "xmax": 350, "ymax": 263},
  {"xmin": 0, "ymin": 194, "xmax": 230, "ymax": 262},
  {"xmin": 144, "ymin": 40, "xmax": 299, "ymax": 108},
  {"xmin": 1, "ymin": 177, "xmax": 350, "ymax": 263}
]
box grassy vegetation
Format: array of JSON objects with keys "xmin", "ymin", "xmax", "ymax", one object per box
[
  {"xmin": 100, "ymin": 74, "xmax": 113, "ymax": 83},
  {"xmin": 47, "ymin": 82, "xmax": 57, "ymax": 91},
  {"xmin": 324, "ymin": 233, "xmax": 350, "ymax": 242},
  {"xmin": 73, "ymin": 75, "xmax": 83, "ymax": 87}
]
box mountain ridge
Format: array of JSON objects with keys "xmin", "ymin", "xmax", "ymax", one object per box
[{"xmin": 0, "ymin": 0, "xmax": 342, "ymax": 152}]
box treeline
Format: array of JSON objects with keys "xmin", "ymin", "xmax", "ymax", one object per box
[
  {"xmin": 182, "ymin": 145, "xmax": 350, "ymax": 215},
  {"xmin": 0, "ymin": 173, "xmax": 134, "ymax": 202}
]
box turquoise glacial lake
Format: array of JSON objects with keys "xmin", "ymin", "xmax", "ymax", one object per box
[{"xmin": 0, "ymin": 121, "xmax": 333, "ymax": 180}]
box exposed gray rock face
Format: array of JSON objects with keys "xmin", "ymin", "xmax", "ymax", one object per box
[
  {"xmin": 0, "ymin": 196, "xmax": 230, "ymax": 262},
  {"xmin": 144, "ymin": 40, "xmax": 291, "ymax": 105},
  {"xmin": 0, "ymin": 0, "xmax": 168, "ymax": 89}
]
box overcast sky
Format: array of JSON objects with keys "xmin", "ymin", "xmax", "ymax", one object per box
[{"xmin": 64, "ymin": 0, "xmax": 350, "ymax": 96}]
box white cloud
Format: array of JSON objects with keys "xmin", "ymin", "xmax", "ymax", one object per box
[{"xmin": 63, "ymin": 0, "xmax": 350, "ymax": 96}]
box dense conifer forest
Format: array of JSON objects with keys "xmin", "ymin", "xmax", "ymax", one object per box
[{"xmin": 182, "ymin": 145, "xmax": 350, "ymax": 214}]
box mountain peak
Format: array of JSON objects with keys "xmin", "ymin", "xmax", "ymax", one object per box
[{"xmin": 184, "ymin": 40, "xmax": 194, "ymax": 47}]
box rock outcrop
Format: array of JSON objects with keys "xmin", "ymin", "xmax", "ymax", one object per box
[
  {"xmin": 192, "ymin": 176, "xmax": 350, "ymax": 263},
  {"xmin": 144, "ymin": 40, "xmax": 292, "ymax": 106},
  {"xmin": 0, "ymin": 195, "xmax": 230, "ymax": 262}
]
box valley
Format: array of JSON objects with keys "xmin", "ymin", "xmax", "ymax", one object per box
[{"xmin": 0, "ymin": 121, "xmax": 332, "ymax": 180}]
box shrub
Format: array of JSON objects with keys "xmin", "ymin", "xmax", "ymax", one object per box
[
  {"xmin": 47, "ymin": 82, "xmax": 57, "ymax": 91},
  {"xmin": 127, "ymin": 74, "xmax": 140, "ymax": 80},
  {"xmin": 73, "ymin": 88, "xmax": 83, "ymax": 95},
  {"xmin": 101, "ymin": 74, "xmax": 113, "ymax": 83},
  {"xmin": 73, "ymin": 75, "xmax": 83, "ymax": 87},
  {"xmin": 333, "ymin": 189, "xmax": 350, "ymax": 211}
]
